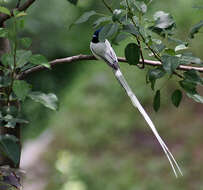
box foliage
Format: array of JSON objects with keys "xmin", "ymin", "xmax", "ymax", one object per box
[
  {"xmin": 0, "ymin": 0, "xmax": 203, "ymax": 189},
  {"xmin": 0, "ymin": 8, "xmax": 58, "ymax": 169},
  {"xmin": 73, "ymin": 0, "xmax": 203, "ymax": 112}
]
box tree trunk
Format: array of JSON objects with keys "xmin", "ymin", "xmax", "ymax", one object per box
[{"xmin": 0, "ymin": 22, "xmax": 22, "ymax": 190}]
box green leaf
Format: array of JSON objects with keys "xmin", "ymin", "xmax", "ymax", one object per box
[
  {"xmin": 20, "ymin": 37, "xmax": 32, "ymax": 49},
  {"xmin": 175, "ymin": 44, "xmax": 188, "ymax": 52},
  {"xmin": 99, "ymin": 23, "xmax": 118, "ymax": 42},
  {"xmin": 113, "ymin": 33, "xmax": 128, "ymax": 44},
  {"xmin": 148, "ymin": 68, "xmax": 166, "ymax": 81},
  {"xmin": 0, "ymin": 6, "xmax": 10, "ymax": 15},
  {"xmin": 112, "ymin": 9, "xmax": 124, "ymax": 22},
  {"xmin": 153, "ymin": 90, "xmax": 160, "ymax": 112},
  {"xmin": 179, "ymin": 54, "xmax": 202, "ymax": 65},
  {"xmin": 171, "ymin": 89, "xmax": 182, "ymax": 107},
  {"xmin": 161, "ymin": 55, "xmax": 180, "ymax": 74},
  {"xmin": 153, "ymin": 11, "xmax": 175, "ymax": 29},
  {"xmin": 179, "ymin": 80, "xmax": 197, "ymax": 94},
  {"xmin": 123, "ymin": 24, "xmax": 139, "ymax": 36},
  {"xmin": 189, "ymin": 20, "xmax": 203, "ymax": 38},
  {"xmin": 152, "ymin": 43, "xmax": 166, "ymax": 54},
  {"xmin": 93, "ymin": 17, "xmax": 111, "ymax": 28},
  {"xmin": 183, "ymin": 70, "xmax": 203, "ymax": 85},
  {"xmin": 16, "ymin": 50, "xmax": 32, "ymax": 68},
  {"xmin": 15, "ymin": 11, "xmax": 27, "ymax": 18},
  {"xmin": 29, "ymin": 54, "xmax": 50, "ymax": 68},
  {"xmin": 186, "ymin": 93, "xmax": 203, "ymax": 103},
  {"xmin": 1, "ymin": 53, "xmax": 13, "ymax": 67},
  {"xmin": 168, "ymin": 37, "xmax": 188, "ymax": 45},
  {"xmin": 125, "ymin": 43, "xmax": 140, "ymax": 65},
  {"xmin": 0, "ymin": 134, "xmax": 20, "ymax": 166},
  {"xmin": 133, "ymin": 1, "xmax": 147, "ymax": 14},
  {"xmin": 67, "ymin": 0, "xmax": 78, "ymax": 5},
  {"xmin": 75, "ymin": 11, "xmax": 96, "ymax": 24},
  {"xmin": 0, "ymin": 27, "xmax": 8, "ymax": 37},
  {"xmin": 149, "ymin": 11, "xmax": 175, "ymax": 37},
  {"xmin": 28, "ymin": 91, "xmax": 58, "ymax": 110},
  {"xmin": 12, "ymin": 80, "xmax": 31, "ymax": 101},
  {"xmin": 163, "ymin": 48, "xmax": 175, "ymax": 56},
  {"xmin": 0, "ymin": 114, "xmax": 28, "ymax": 128}
]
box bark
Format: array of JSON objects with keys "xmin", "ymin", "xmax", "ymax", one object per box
[{"xmin": 0, "ymin": 23, "xmax": 22, "ymax": 190}]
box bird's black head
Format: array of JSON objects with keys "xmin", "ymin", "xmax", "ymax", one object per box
[{"xmin": 92, "ymin": 28, "xmax": 102, "ymax": 43}]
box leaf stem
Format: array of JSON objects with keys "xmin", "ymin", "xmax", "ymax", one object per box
[
  {"xmin": 7, "ymin": 19, "xmax": 18, "ymax": 105},
  {"xmin": 102, "ymin": 0, "xmax": 113, "ymax": 14}
]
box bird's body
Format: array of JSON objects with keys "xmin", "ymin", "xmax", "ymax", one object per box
[{"xmin": 90, "ymin": 29, "xmax": 182, "ymax": 177}]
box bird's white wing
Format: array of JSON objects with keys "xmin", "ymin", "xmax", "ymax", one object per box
[
  {"xmin": 90, "ymin": 40, "xmax": 119, "ymax": 69},
  {"xmin": 105, "ymin": 39, "xmax": 118, "ymax": 63}
]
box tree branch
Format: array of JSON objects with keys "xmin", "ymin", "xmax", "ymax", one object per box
[
  {"xmin": 18, "ymin": 54, "xmax": 203, "ymax": 79},
  {"xmin": 0, "ymin": 0, "xmax": 36, "ymax": 25}
]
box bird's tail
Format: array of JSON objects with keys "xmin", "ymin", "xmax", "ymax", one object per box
[{"xmin": 114, "ymin": 68, "xmax": 183, "ymax": 177}]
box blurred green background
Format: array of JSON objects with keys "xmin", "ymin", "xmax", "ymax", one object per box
[{"xmin": 3, "ymin": 0, "xmax": 203, "ymax": 189}]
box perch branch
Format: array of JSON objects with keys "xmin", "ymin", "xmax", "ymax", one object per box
[{"xmin": 18, "ymin": 54, "xmax": 203, "ymax": 79}]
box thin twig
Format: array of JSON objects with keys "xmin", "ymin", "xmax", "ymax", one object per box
[
  {"xmin": 16, "ymin": 0, "xmax": 21, "ymax": 8},
  {"xmin": 0, "ymin": 0, "xmax": 36, "ymax": 25},
  {"xmin": 102, "ymin": 0, "xmax": 113, "ymax": 13},
  {"xmin": 18, "ymin": 54, "xmax": 203, "ymax": 79}
]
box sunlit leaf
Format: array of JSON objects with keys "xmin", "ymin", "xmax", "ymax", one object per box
[
  {"xmin": 175, "ymin": 44, "xmax": 188, "ymax": 52},
  {"xmin": 0, "ymin": 6, "xmax": 10, "ymax": 15},
  {"xmin": 28, "ymin": 91, "xmax": 58, "ymax": 110},
  {"xmin": 153, "ymin": 11, "xmax": 175, "ymax": 29},
  {"xmin": 29, "ymin": 54, "xmax": 50, "ymax": 68},
  {"xmin": 0, "ymin": 27, "xmax": 8, "ymax": 37},
  {"xmin": 112, "ymin": 9, "xmax": 124, "ymax": 22},
  {"xmin": 15, "ymin": 11, "xmax": 27, "ymax": 18},
  {"xmin": 186, "ymin": 93, "xmax": 203, "ymax": 103},
  {"xmin": 0, "ymin": 114, "xmax": 28, "ymax": 128}
]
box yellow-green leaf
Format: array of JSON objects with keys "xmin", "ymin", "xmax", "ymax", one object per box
[{"xmin": 0, "ymin": 6, "xmax": 11, "ymax": 16}]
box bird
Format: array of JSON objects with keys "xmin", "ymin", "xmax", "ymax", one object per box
[{"xmin": 90, "ymin": 28, "xmax": 183, "ymax": 177}]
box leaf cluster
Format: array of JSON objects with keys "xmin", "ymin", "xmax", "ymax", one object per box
[
  {"xmin": 0, "ymin": 6, "xmax": 58, "ymax": 167},
  {"xmin": 73, "ymin": 0, "xmax": 203, "ymax": 111}
]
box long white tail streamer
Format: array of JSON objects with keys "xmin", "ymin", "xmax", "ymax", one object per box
[{"xmin": 114, "ymin": 68, "xmax": 183, "ymax": 177}]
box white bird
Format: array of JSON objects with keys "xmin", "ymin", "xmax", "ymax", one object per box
[{"xmin": 90, "ymin": 28, "xmax": 183, "ymax": 177}]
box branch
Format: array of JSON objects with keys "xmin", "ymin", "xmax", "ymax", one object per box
[
  {"xmin": 102, "ymin": 0, "xmax": 114, "ymax": 13},
  {"xmin": 18, "ymin": 54, "xmax": 203, "ymax": 79},
  {"xmin": 0, "ymin": 0, "xmax": 36, "ymax": 25}
]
